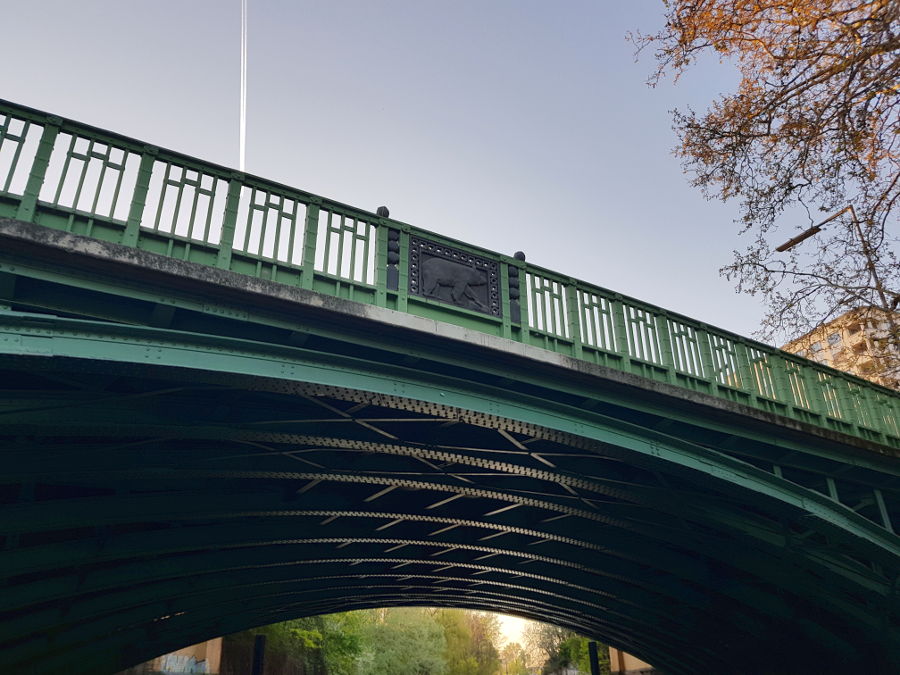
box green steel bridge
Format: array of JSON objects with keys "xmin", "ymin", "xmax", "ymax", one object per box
[{"xmin": 1, "ymin": 99, "xmax": 899, "ymax": 675}]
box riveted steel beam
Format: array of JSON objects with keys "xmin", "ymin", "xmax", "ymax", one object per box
[{"xmin": 0, "ymin": 314, "xmax": 899, "ymax": 672}]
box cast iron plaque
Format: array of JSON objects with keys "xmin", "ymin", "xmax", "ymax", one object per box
[{"xmin": 408, "ymin": 237, "xmax": 501, "ymax": 317}]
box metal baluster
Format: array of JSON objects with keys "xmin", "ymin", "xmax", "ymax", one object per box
[
  {"xmin": 566, "ymin": 281, "xmax": 582, "ymax": 358},
  {"xmin": 123, "ymin": 147, "xmax": 158, "ymax": 247},
  {"xmin": 16, "ymin": 117, "xmax": 60, "ymax": 222},
  {"xmin": 216, "ymin": 176, "xmax": 243, "ymax": 269},
  {"xmin": 655, "ymin": 313, "xmax": 675, "ymax": 382},
  {"xmin": 301, "ymin": 200, "xmax": 320, "ymax": 289}
]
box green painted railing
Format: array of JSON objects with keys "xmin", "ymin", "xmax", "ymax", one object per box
[{"xmin": 1, "ymin": 99, "xmax": 898, "ymax": 448}]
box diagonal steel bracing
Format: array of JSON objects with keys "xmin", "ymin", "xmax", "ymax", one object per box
[
  {"xmin": 0, "ymin": 224, "xmax": 899, "ymax": 673},
  {"xmin": 1, "ymin": 318, "xmax": 899, "ymax": 674}
]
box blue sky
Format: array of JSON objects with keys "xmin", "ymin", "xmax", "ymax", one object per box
[{"xmin": 4, "ymin": 1, "xmax": 768, "ymax": 338}]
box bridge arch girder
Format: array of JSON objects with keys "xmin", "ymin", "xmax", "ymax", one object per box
[{"xmin": 1, "ymin": 314, "xmax": 900, "ymax": 673}]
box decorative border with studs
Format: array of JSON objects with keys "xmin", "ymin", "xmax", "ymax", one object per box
[{"xmin": 408, "ymin": 237, "xmax": 501, "ymax": 317}]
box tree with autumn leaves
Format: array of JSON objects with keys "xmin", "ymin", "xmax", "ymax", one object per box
[{"xmin": 635, "ymin": 1, "xmax": 900, "ymax": 378}]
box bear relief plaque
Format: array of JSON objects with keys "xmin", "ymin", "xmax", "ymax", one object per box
[{"xmin": 408, "ymin": 237, "xmax": 501, "ymax": 317}]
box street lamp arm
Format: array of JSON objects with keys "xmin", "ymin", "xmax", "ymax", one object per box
[
  {"xmin": 775, "ymin": 225, "xmax": 822, "ymax": 252},
  {"xmin": 775, "ymin": 206, "xmax": 856, "ymax": 253},
  {"xmin": 775, "ymin": 203, "xmax": 895, "ymax": 314}
]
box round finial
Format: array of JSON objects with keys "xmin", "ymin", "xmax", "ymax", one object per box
[
  {"xmin": 376, "ymin": 206, "xmax": 390, "ymax": 218},
  {"xmin": 514, "ymin": 251, "xmax": 526, "ymax": 261}
]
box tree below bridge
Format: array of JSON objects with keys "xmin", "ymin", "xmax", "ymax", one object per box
[{"xmin": 220, "ymin": 607, "xmax": 508, "ymax": 675}]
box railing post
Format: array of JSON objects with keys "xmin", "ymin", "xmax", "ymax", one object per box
[
  {"xmin": 861, "ymin": 387, "xmax": 890, "ymax": 437},
  {"xmin": 838, "ymin": 377, "xmax": 861, "ymax": 426},
  {"xmin": 611, "ymin": 295, "xmax": 630, "ymax": 360},
  {"xmin": 375, "ymin": 222, "xmax": 389, "ymax": 307},
  {"xmin": 215, "ymin": 175, "xmax": 243, "ymax": 269},
  {"xmin": 799, "ymin": 367, "xmax": 827, "ymax": 419},
  {"xmin": 886, "ymin": 396, "xmax": 900, "ymax": 438},
  {"xmin": 655, "ymin": 312, "xmax": 675, "ymax": 382},
  {"xmin": 499, "ymin": 260, "xmax": 512, "ymax": 339},
  {"xmin": 15, "ymin": 116, "xmax": 60, "ymax": 223},
  {"xmin": 565, "ymin": 281, "xmax": 582, "ymax": 359},
  {"xmin": 376, "ymin": 206, "xmax": 401, "ymax": 306},
  {"xmin": 300, "ymin": 200, "xmax": 321, "ymax": 290},
  {"xmin": 122, "ymin": 146, "xmax": 157, "ymax": 247},
  {"xmin": 734, "ymin": 341, "xmax": 754, "ymax": 395},
  {"xmin": 697, "ymin": 327, "xmax": 715, "ymax": 379},
  {"xmin": 508, "ymin": 257, "xmax": 528, "ymax": 343},
  {"xmin": 396, "ymin": 226, "xmax": 410, "ymax": 312},
  {"xmin": 770, "ymin": 354, "xmax": 793, "ymax": 408}
]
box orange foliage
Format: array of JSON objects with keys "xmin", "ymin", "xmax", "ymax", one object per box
[{"xmin": 633, "ymin": 1, "xmax": 900, "ymax": 350}]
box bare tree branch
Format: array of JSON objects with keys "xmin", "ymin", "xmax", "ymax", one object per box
[{"xmin": 634, "ymin": 0, "xmax": 900, "ymax": 384}]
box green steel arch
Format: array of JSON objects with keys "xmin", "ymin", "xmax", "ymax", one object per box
[
  {"xmin": 0, "ymin": 99, "xmax": 900, "ymax": 674},
  {"xmin": 1, "ymin": 310, "xmax": 900, "ymax": 674}
]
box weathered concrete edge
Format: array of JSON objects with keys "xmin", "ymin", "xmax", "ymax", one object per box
[{"xmin": 1, "ymin": 216, "xmax": 897, "ymax": 461}]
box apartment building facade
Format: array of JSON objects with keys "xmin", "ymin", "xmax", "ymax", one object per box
[{"xmin": 782, "ymin": 307, "xmax": 899, "ymax": 389}]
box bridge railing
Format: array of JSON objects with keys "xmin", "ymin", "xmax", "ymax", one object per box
[{"xmin": 1, "ymin": 99, "xmax": 898, "ymax": 449}]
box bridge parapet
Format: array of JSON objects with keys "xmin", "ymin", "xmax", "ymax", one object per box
[{"xmin": 1, "ymin": 98, "xmax": 897, "ymax": 449}]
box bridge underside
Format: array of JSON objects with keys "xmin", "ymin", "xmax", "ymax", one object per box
[{"xmin": 2, "ymin": 226, "xmax": 900, "ymax": 674}]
